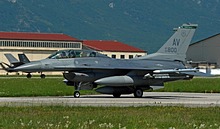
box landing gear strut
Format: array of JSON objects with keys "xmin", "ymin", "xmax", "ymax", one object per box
[{"xmin": 74, "ymin": 82, "xmax": 82, "ymax": 98}]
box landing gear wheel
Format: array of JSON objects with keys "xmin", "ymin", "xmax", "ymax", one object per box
[
  {"xmin": 74, "ymin": 91, "xmax": 80, "ymax": 98},
  {"xmin": 40, "ymin": 74, "xmax": 46, "ymax": 79},
  {"xmin": 134, "ymin": 88, "xmax": 143, "ymax": 98},
  {"xmin": 113, "ymin": 93, "xmax": 121, "ymax": 98},
  {"xmin": 27, "ymin": 73, "xmax": 32, "ymax": 78}
]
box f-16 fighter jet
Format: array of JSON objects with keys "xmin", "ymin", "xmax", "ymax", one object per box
[{"xmin": 1, "ymin": 23, "xmax": 207, "ymax": 98}]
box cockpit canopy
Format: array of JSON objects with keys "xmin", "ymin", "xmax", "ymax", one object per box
[{"xmin": 48, "ymin": 49, "xmax": 108, "ymax": 59}]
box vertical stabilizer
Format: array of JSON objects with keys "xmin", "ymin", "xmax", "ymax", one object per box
[
  {"xmin": 138, "ymin": 23, "xmax": 198, "ymax": 61},
  {"xmin": 4, "ymin": 54, "xmax": 19, "ymax": 64},
  {"xmin": 18, "ymin": 54, "xmax": 30, "ymax": 64},
  {"xmin": 4, "ymin": 53, "xmax": 22, "ymax": 67}
]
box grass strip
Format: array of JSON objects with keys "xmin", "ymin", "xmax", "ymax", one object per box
[
  {"xmin": 0, "ymin": 77, "xmax": 220, "ymax": 97},
  {"xmin": 0, "ymin": 106, "xmax": 219, "ymax": 129}
]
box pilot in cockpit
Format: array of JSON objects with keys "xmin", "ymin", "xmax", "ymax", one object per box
[
  {"xmin": 89, "ymin": 52, "xmax": 96, "ymax": 57},
  {"xmin": 68, "ymin": 50, "xmax": 76, "ymax": 58},
  {"xmin": 61, "ymin": 51, "xmax": 67, "ymax": 58}
]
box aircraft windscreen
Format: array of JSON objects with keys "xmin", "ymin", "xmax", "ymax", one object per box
[{"xmin": 47, "ymin": 50, "xmax": 104, "ymax": 59}]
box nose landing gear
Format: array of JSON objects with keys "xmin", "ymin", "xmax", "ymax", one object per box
[
  {"xmin": 74, "ymin": 91, "xmax": 80, "ymax": 98},
  {"xmin": 74, "ymin": 82, "xmax": 82, "ymax": 98}
]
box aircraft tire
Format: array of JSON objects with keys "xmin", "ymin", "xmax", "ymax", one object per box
[
  {"xmin": 40, "ymin": 74, "xmax": 46, "ymax": 79},
  {"xmin": 27, "ymin": 73, "xmax": 32, "ymax": 78},
  {"xmin": 113, "ymin": 93, "xmax": 121, "ymax": 98},
  {"xmin": 74, "ymin": 91, "xmax": 80, "ymax": 98},
  {"xmin": 134, "ymin": 88, "xmax": 143, "ymax": 98}
]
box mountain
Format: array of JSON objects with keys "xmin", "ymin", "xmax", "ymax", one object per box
[{"xmin": 1, "ymin": 0, "xmax": 220, "ymax": 53}]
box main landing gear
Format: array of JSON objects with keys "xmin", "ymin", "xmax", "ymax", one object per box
[
  {"xmin": 112, "ymin": 88, "xmax": 143, "ymax": 98},
  {"xmin": 27, "ymin": 73, "xmax": 32, "ymax": 78},
  {"xmin": 40, "ymin": 74, "xmax": 46, "ymax": 79},
  {"xmin": 26, "ymin": 73, "xmax": 46, "ymax": 79},
  {"xmin": 74, "ymin": 82, "xmax": 82, "ymax": 98},
  {"xmin": 133, "ymin": 88, "xmax": 143, "ymax": 98},
  {"xmin": 71, "ymin": 83, "xmax": 144, "ymax": 98}
]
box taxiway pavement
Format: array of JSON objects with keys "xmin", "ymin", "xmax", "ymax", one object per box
[{"xmin": 0, "ymin": 92, "xmax": 220, "ymax": 107}]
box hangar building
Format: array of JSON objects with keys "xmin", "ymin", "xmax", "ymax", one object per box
[
  {"xmin": 83, "ymin": 40, "xmax": 146, "ymax": 59},
  {"xmin": 0, "ymin": 32, "xmax": 82, "ymax": 75},
  {"xmin": 0, "ymin": 32, "xmax": 146, "ymax": 75},
  {"xmin": 186, "ymin": 33, "xmax": 220, "ymax": 68}
]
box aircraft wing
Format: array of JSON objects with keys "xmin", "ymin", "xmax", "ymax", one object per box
[
  {"xmin": 54, "ymin": 65, "xmax": 199, "ymax": 71},
  {"xmin": 53, "ymin": 65, "xmax": 159, "ymax": 71},
  {"xmin": 55, "ymin": 64, "xmax": 213, "ymax": 77},
  {"xmin": 181, "ymin": 71, "xmax": 214, "ymax": 77},
  {"xmin": 54, "ymin": 65, "xmax": 213, "ymax": 77}
]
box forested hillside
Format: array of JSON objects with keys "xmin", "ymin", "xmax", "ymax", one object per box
[{"xmin": 1, "ymin": 0, "xmax": 220, "ymax": 52}]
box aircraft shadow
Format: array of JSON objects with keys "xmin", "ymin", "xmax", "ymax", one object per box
[
  {"xmin": 63, "ymin": 95, "xmax": 204, "ymax": 99},
  {"xmin": 143, "ymin": 96, "xmax": 203, "ymax": 99}
]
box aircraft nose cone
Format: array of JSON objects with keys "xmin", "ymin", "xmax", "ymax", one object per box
[{"xmin": 14, "ymin": 62, "xmax": 41, "ymax": 72}]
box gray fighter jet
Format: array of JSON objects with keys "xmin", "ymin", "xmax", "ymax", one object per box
[
  {"xmin": 1, "ymin": 23, "xmax": 206, "ymax": 98},
  {"xmin": 1, "ymin": 53, "xmax": 49, "ymax": 78}
]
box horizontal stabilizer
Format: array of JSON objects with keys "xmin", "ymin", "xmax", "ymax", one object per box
[
  {"xmin": 0, "ymin": 62, "xmax": 15, "ymax": 72},
  {"xmin": 150, "ymin": 83, "xmax": 164, "ymax": 90},
  {"xmin": 0, "ymin": 62, "xmax": 8, "ymax": 71},
  {"xmin": 153, "ymin": 68, "xmax": 213, "ymax": 77},
  {"xmin": 182, "ymin": 71, "xmax": 214, "ymax": 77}
]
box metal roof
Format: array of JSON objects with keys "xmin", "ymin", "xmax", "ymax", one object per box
[
  {"xmin": 0, "ymin": 32, "xmax": 79, "ymax": 41},
  {"xmin": 190, "ymin": 33, "xmax": 220, "ymax": 46},
  {"xmin": 83, "ymin": 40, "xmax": 145, "ymax": 52},
  {"xmin": 0, "ymin": 32, "xmax": 145, "ymax": 52}
]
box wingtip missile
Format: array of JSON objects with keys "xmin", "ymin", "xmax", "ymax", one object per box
[{"xmin": 153, "ymin": 68, "xmax": 199, "ymax": 74}]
